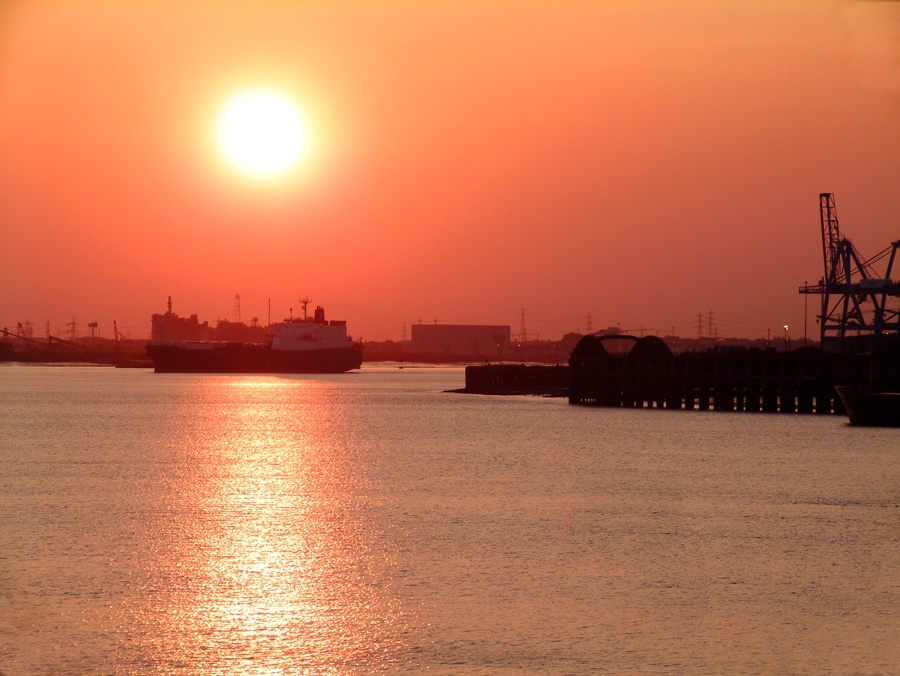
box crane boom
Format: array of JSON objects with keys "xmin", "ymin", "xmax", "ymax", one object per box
[{"xmin": 820, "ymin": 192, "xmax": 841, "ymax": 281}]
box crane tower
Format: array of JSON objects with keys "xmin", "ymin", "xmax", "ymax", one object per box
[{"xmin": 799, "ymin": 193, "xmax": 900, "ymax": 352}]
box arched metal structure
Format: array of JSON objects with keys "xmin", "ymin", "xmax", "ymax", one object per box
[
  {"xmin": 569, "ymin": 334, "xmax": 675, "ymax": 407},
  {"xmin": 569, "ymin": 334, "xmax": 611, "ymax": 361},
  {"xmin": 627, "ymin": 335, "xmax": 674, "ymax": 361}
]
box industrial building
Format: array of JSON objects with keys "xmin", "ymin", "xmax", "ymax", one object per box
[
  {"xmin": 150, "ymin": 298, "xmax": 212, "ymax": 342},
  {"xmin": 150, "ymin": 297, "xmax": 268, "ymax": 343}
]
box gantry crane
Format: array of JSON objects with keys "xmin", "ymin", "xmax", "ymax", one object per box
[{"xmin": 799, "ymin": 193, "xmax": 900, "ymax": 352}]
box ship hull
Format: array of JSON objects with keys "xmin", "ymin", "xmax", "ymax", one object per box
[
  {"xmin": 146, "ymin": 342, "xmax": 362, "ymax": 374},
  {"xmin": 834, "ymin": 386, "xmax": 900, "ymax": 427}
]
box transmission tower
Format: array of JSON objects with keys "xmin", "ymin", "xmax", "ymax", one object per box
[
  {"xmin": 799, "ymin": 193, "xmax": 900, "ymax": 351},
  {"xmin": 520, "ymin": 308, "xmax": 527, "ymax": 342},
  {"xmin": 67, "ymin": 316, "xmax": 78, "ymax": 341},
  {"xmin": 586, "ymin": 313, "xmax": 593, "ymax": 334},
  {"xmin": 233, "ymin": 294, "xmax": 241, "ymax": 323}
]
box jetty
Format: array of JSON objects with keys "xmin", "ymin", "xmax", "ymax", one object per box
[
  {"xmin": 463, "ymin": 338, "xmax": 899, "ymax": 416},
  {"xmin": 567, "ymin": 335, "xmax": 897, "ymax": 414},
  {"xmin": 463, "ymin": 363, "xmax": 569, "ymax": 397}
]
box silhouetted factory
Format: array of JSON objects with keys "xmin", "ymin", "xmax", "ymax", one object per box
[{"xmin": 150, "ymin": 297, "xmax": 267, "ymax": 343}]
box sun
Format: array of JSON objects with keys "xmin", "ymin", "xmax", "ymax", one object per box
[{"xmin": 216, "ymin": 90, "xmax": 309, "ymax": 178}]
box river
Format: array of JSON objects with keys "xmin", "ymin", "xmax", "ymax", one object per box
[{"xmin": 1, "ymin": 364, "xmax": 897, "ymax": 673}]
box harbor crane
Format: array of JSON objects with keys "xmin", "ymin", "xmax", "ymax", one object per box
[{"xmin": 799, "ymin": 193, "xmax": 900, "ymax": 352}]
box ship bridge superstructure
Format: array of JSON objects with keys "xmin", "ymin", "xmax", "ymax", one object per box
[{"xmin": 271, "ymin": 304, "xmax": 355, "ymax": 351}]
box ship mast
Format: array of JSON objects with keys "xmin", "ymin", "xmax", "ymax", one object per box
[{"xmin": 300, "ymin": 296, "xmax": 311, "ymax": 320}]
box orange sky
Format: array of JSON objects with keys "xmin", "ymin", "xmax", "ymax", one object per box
[{"xmin": 1, "ymin": 0, "xmax": 898, "ymax": 341}]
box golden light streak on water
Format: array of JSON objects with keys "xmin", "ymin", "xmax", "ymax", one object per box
[{"xmin": 140, "ymin": 376, "xmax": 407, "ymax": 673}]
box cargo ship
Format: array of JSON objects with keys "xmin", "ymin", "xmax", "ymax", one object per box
[{"xmin": 146, "ymin": 299, "xmax": 362, "ymax": 374}]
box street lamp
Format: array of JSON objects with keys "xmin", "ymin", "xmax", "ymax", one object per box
[
  {"xmin": 783, "ymin": 324, "xmax": 789, "ymax": 351},
  {"xmin": 804, "ymin": 281, "xmax": 808, "ymax": 346}
]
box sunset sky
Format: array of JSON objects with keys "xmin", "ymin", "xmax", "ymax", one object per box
[{"xmin": 1, "ymin": 0, "xmax": 898, "ymax": 342}]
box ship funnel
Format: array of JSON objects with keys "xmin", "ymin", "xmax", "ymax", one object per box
[{"xmin": 314, "ymin": 306, "xmax": 325, "ymax": 323}]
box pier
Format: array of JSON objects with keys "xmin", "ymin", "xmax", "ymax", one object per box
[
  {"xmin": 568, "ymin": 335, "xmax": 899, "ymax": 414},
  {"xmin": 462, "ymin": 335, "xmax": 900, "ymax": 416},
  {"xmin": 463, "ymin": 363, "xmax": 569, "ymax": 397}
]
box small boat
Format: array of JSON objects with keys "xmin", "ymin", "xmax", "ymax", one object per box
[{"xmin": 834, "ymin": 386, "xmax": 900, "ymax": 427}]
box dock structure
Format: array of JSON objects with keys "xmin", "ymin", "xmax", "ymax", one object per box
[
  {"xmin": 463, "ymin": 363, "xmax": 569, "ymax": 397},
  {"xmin": 568, "ymin": 335, "xmax": 899, "ymax": 414}
]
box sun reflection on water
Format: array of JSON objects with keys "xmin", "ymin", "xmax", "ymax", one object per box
[{"xmin": 145, "ymin": 376, "xmax": 405, "ymax": 672}]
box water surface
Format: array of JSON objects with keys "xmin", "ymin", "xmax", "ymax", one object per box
[{"xmin": 1, "ymin": 364, "xmax": 897, "ymax": 673}]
